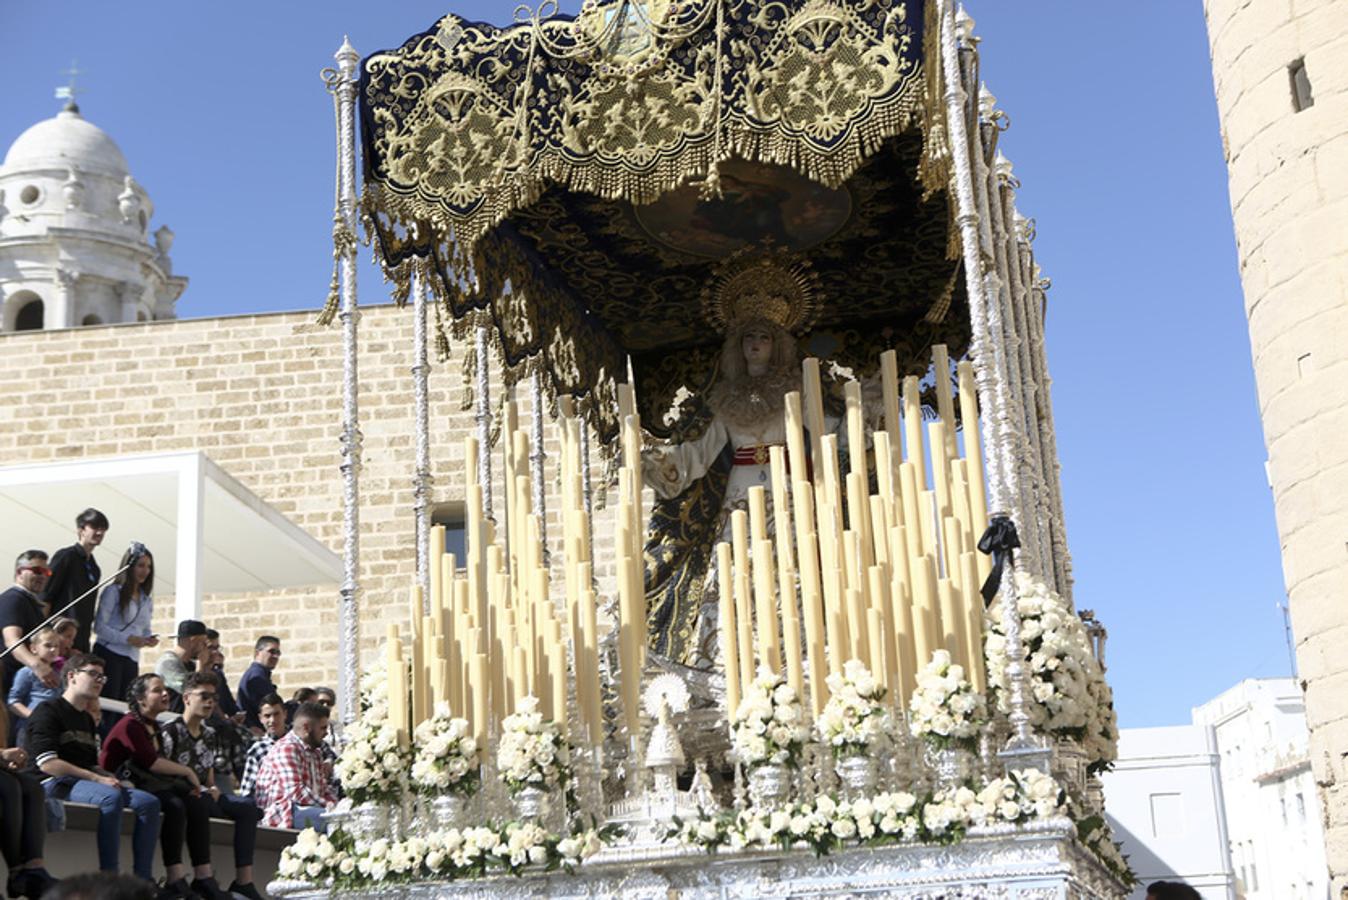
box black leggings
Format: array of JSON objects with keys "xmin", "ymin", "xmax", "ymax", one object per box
[
  {"xmin": 202, "ymin": 794, "xmax": 259, "ymax": 869},
  {"xmin": 0, "ymin": 767, "xmax": 46, "ymax": 868},
  {"xmin": 157, "ymin": 791, "xmax": 213, "ymax": 868}
]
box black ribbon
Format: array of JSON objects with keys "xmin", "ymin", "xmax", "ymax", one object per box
[{"xmin": 977, "ymin": 516, "xmax": 1020, "ymax": 607}]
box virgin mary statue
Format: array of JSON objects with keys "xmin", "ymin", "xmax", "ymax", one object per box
[{"xmin": 641, "ymin": 252, "xmax": 843, "ymax": 673}]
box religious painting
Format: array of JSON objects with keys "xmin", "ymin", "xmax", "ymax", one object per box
[{"xmin": 634, "ymin": 159, "xmax": 854, "ymax": 259}]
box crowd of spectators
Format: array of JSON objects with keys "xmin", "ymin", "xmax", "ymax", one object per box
[{"xmin": 0, "ymin": 510, "xmax": 347, "ymax": 900}]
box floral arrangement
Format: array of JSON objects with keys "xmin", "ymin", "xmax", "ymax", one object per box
[
  {"xmin": 497, "ymin": 696, "xmax": 572, "ymax": 794},
  {"xmin": 984, "ymin": 573, "xmax": 1118, "ymax": 773},
  {"xmin": 278, "ymin": 823, "xmax": 615, "ymax": 887},
  {"xmin": 816, "ymin": 659, "xmax": 890, "ymax": 757},
  {"xmin": 410, "ymin": 702, "xmax": 480, "ymax": 797},
  {"xmin": 672, "ymin": 774, "xmax": 1065, "ymax": 856},
  {"xmin": 276, "ymin": 828, "xmax": 355, "ymax": 883},
  {"xmin": 334, "ymin": 716, "xmax": 409, "ymax": 804},
  {"xmin": 908, "ymin": 649, "xmax": 986, "ymax": 750},
  {"xmin": 731, "ymin": 667, "xmax": 810, "ymax": 769},
  {"xmin": 974, "ymin": 768, "xmax": 1066, "ymax": 824}
]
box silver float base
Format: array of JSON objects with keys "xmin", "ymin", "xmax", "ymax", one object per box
[{"xmin": 269, "ymin": 818, "xmax": 1125, "ymax": 898}]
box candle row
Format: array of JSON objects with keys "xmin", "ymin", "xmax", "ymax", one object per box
[{"xmin": 720, "ymin": 345, "xmax": 991, "ymax": 722}]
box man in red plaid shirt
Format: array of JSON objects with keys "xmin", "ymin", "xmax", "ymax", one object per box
[{"xmin": 252, "ymin": 701, "xmax": 338, "ymax": 830}]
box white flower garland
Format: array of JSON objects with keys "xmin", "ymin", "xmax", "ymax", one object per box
[
  {"xmin": 908, "ymin": 649, "xmax": 986, "ymax": 749},
  {"xmin": 278, "ymin": 823, "xmax": 610, "ymax": 886},
  {"xmin": 497, "ymin": 696, "xmax": 571, "ymax": 793},
  {"xmin": 731, "ymin": 667, "xmax": 809, "ymax": 768},
  {"xmin": 673, "ymin": 772, "xmax": 1064, "ymax": 854},
  {"xmin": 410, "ymin": 702, "xmax": 480, "ymax": 797},
  {"xmin": 816, "ymin": 659, "xmax": 890, "ymax": 756},
  {"xmin": 984, "ymin": 573, "xmax": 1119, "ymax": 773}
]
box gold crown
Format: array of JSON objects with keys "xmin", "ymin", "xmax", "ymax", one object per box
[{"xmin": 701, "ymin": 244, "xmax": 821, "ymax": 335}]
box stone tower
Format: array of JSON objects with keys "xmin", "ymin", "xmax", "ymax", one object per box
[
  {"xmin": 1203, "ymin": 0, "xmax": 1347, "ymax": 893},
  {"xmin": 0, "ymin": 101, "xmax": 186, "ymax": 331}
]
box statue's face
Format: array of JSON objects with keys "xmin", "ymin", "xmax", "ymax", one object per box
[{"xmin": 741, "ymin": 325, "xmax": 773, "ymax": 373}]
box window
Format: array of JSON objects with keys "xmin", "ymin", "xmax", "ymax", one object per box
[
  {"xmin": 14, "ymin": 299, "xmax": 43, "ymax": 331},
  {"xmin": 431, "ymin": 502, "xmax": 468, "ymax": 566},
  {"xmin": 1149, "ymin": 793, "xmax": 1183, "ymax": 838},
  {"xmin": 19, "ymin": 185, "xmax": 39, "ymax": 205},
  {"xmin": 1280, "ymin": 796, "xmax": 1288, "ymax": 825},
  {"xmin": 1296, "ymin": 792, "xmax": 1306, "ymax": 824},
  {"xmin": 1289, "ymin": 58, "xmax": 1314, "ymax": 112},
  {"xmin": 81, "ymin": 314, "xmax": 102, "ymax": 326}
]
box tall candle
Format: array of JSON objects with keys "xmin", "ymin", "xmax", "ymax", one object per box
[
  {"xmin": 429, "ymin": 525, "xmax": 445, "ymax": 614},
  {"xmin": 866, "ymin": 606, "xmax": 889, "ymax": 700},
  {"xmin": 752, "ymin": 538, "xmax": 781, "ymax": 674},
  {"xmin": 470, "ymin": 647, "xmax": 488, "ymax": 749},
  {"xmin": 937, "ymin": 577, "xmax": 965, "ymax": 670},
  {"xmin": 888, "ymin": 573, "xmax": 917, "ymax": 705},
  {"xmin": 902, "ymin": 376, "xmax": 927, "ymax": 490},
  {"xmin": 717, "ymin": 543, "xmax": 741, "ymax": 717},
  {"xmin": 910, "ymin": 561, "xmax": 935, "ymax": 673},
  {"xmin": 880, "ymin": 350, "xmax": 902, "ymax": 462},
  {"xmin": 550, "ymin": 618, "xmax": 568, "ymax": 736},
  {"xmin": 845, "ymin": 380, "xmax": 867, "ymax": 487},
  {"xmin": 932, "ymin": 344, "xmax": 958, "ymax": 459},
  {"xmin": 957, "ymin": 362, "xmax": 991, "ymax": 566},
  {"xmin": 793, "ymin": 485, "xmax": 828, "ymax": 716},
  {"xmin": 845, "ymin": 586, "xmax": 868, "ymax": 667},
  {"xmin": 784, "ymin": 392, "xmax": 808, "ymax": 488},
  {"xmin": 960, "ymin": 551, "xmax": 986, "ymax": 693},
  {"xmin": 802, "ymin": 358, "xmax": 826, "ymax": 486}
]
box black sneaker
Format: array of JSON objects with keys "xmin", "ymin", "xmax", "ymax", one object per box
[
  {"xmin": 228, "ymin": 882, "xmax": 267, "ymax": 900},
  {"xmin": 6, "ymin": 868, "xmax": 57, "ymax": 900},
  {"xmin": 189, "ymin": 877, "xmax": 232, "ymax": 900},
  {"xmin": 156, "ymin": 879, "xmax": 192, "ymax": 900}
]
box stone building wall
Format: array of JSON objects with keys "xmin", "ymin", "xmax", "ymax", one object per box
[
  {"xmin": 0, "ymin": 306, "xmax": 619, "ymax": 698},
  {"xmin": 1203, "ymin": 0, "xmax": 1348, "ymax": 892}
]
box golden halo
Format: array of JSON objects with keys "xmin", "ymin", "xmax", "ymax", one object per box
[{"xmin": 701, "ymin": 244, "xmax": 821, "ymax": 335}]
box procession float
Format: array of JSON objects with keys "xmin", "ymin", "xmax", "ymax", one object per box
[{"xmin": 273, "ymin": 0, "xmax": 1131, "ymax": 895}]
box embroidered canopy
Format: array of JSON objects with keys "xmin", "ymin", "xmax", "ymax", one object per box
[{"xmin": 358, "ymin": 0, "xmax": 965, "ymax": 445}]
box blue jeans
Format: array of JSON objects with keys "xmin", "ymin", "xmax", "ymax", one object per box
[
  {"xmin": 47, "ymin": 777, "xmax": 161, "ymax": 879},
  {"xmin": 292, "ymin": 804, "xmax": 327, "ymax": 832}
]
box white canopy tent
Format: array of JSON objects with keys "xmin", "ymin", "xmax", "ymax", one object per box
[{"xmin": 0, "ymin": 451, "xmax": 341, "ymax": 622}]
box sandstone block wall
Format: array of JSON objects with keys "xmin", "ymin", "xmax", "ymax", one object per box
[
  {"xmin": 0, "ymin": 306, "xmax": 618, "ymax": 700},
  {"xmin": 1204, "ymin": 0, "xmax": 1348, "ymax": 892}
]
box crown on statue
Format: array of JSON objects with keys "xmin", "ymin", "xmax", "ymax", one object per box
[{"xmin": 701, "ymin": 243, "xmax": 821, "ymax": 335}]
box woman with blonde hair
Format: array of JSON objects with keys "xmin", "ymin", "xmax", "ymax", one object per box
[{"xmin": 93, "ymin": 543, "xmax": 160, "ymax": 703}]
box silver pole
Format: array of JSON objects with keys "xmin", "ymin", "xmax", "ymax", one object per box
[
  {"xmin": 328, "ymin": 36, "xmax": 362, "ymax": 727},
  {"xmin": 530, "ymin": 371, "xmax": 548, "ymax": 564},
  {"xmin": 939, "ymin": 2, "xmax": 1046, "ymax": 766},
  {"xmin": 475, "ymin": 325, "xmax": 493, "ymax": 520},
  {"xmin": 413, "ymin": 267, "xmax": 433, "ymax": 614}
]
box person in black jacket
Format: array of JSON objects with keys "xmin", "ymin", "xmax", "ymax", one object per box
[{"xmin": 42, "ymin": 508, "xmax": 109, "ymax": 653}]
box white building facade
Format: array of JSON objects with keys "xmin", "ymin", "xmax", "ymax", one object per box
[
  {"xmin": 1193, "ymin": 678, "xmax": 1329, "ymax": 900},
  {"xmin": 1103, "ymin": 725, "xmax": 1237, "ymax": 899},
  {"xmin": 0, "ymin": 102, "xmax": 185, "ymax": 331}
]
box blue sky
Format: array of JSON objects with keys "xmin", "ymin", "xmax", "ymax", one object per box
[{"xmin": 0, "ymin": 2, "xmax": 1292, "ymax": 727}]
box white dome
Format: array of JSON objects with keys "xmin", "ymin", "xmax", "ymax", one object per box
[{"xmin": 3, "ymin": 107, "xmax": 129, "ymax": 177}]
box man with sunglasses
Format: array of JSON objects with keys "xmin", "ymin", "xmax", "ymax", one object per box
[
  {"xmin": 27, "ymin": 652, "xmax": 161, "ymax": 883},
  {"xmin": 0, "ymin": 551, "xmax": 57, "ymax": 699}
]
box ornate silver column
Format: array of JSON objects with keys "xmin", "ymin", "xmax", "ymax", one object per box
[
  {"xmin": 939, "ymin": 2, "xmax": 1048, "ymax": 769},
  {"xmin": 325, "ymin": 37, "xmax": 363, "ymax": 726},
  {"xmin": 530, "ymin": 371, "xmax": 548, "ymax": 561},
  {"xmin": 475, "ymin": 325, "xmax": 494, "ymax": 519},
  {"xmin": 412, "ymin": 266, "xmax": 433, "ymax": 613}
]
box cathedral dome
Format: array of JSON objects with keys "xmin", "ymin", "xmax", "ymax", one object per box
[{"xmin": 3, "ymin": 106, "xmax": 129, "ymax": 178}]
